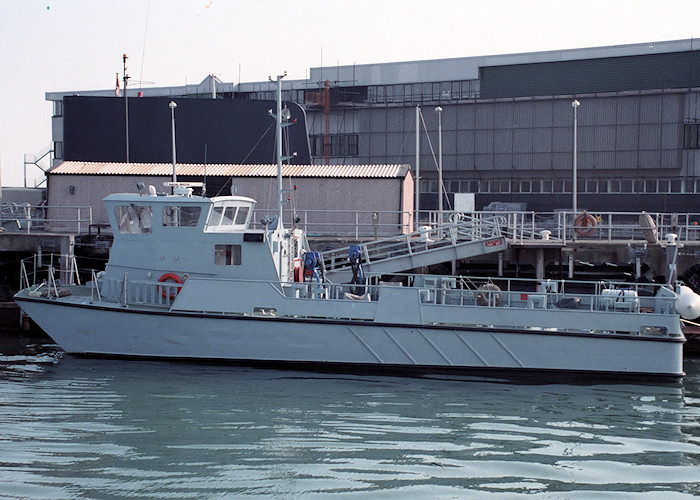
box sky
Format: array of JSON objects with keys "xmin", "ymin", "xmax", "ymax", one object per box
[{"xmin": 0, "ymin": 0, "xmax": 698, "ymax": 187}]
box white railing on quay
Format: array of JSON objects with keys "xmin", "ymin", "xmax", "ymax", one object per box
[
  {"xmin": 1, "ymin": 204, "xmax": 93, "ymax": 234},
  {"xmin": 251, "ymin": 209, "xmax": 414, "ymax": 239},
  {"xmin": 420, "ymin": 210, "xmax": 700, "ymax": 245}
]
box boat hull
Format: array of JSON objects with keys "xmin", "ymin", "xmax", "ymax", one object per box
[{"xmin": 15, "ymin": 296, "xmax": 685, "ymax": 380}]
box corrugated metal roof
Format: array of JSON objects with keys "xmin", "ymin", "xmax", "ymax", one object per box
[{"xmin": 49, "ymin": 161, "xmax": 410, "ymax": 179}]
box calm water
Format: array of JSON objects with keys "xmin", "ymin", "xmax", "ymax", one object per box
[{"xmin": 0, "ymin": 347, "xmax": 699, "ymax": 498}]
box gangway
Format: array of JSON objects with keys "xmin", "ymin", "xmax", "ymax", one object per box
[{"xmin": 321, "ymin": 215, "xmax": 510, "ymax": 282}]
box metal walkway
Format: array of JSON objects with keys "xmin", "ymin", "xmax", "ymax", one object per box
[{"xmin": 321, "ymin": 215, "xmax": 513, "ymax": 282}]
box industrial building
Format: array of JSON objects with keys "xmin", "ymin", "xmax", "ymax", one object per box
[
  {"xmin": 45, "ymin": 39, "xmax": 700, "ymax": 214},
  {"xmin": 45, "ymin": 161, "xmax": 414, "ymax": 238}
]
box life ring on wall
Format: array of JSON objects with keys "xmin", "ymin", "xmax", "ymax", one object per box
[
  {"xmin": 574, "ymin": 211, "xmax": 597, "ymax": 237},
  {"xmin": 158, "ymin": 273, "xmax": 182, "ymax": 300}
]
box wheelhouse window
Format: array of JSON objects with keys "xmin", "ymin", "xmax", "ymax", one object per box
[
  {"xmin": 115, "ymin": 205, "xmax": 153, "ymax": 234},
  {"xmin": 215, "ymin": 244, "xmax": 241, "ymax": 265},
  {"xmin": 163, "ymin": 206, "xmax": 201, "ymax": 227},
  {"xmin": 207, "ymin": 205, "xmax": 249, "ymax": 227}
]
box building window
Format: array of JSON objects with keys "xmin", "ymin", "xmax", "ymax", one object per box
[
  {"xmin": 367, "ymin": 86, "xmax": 376, "ymax": 103},
  {"xmin": 440, "ymin": 82, "xmax": 451, "ymax": 101},
  {"xmin": 451, "ymin": 82, "xmax": 460, "ymax": 100},
  {"xmin": 348, "ymin": 134, "xmax": 358, "ymax": 156},
  {"xmin": 422, "ymin": 83, "xmax": 431, "ymax": 101},
  {"xmin": 684, "ymin": 124, "xmax": 699, "ymax": 149},
  {"xmin": 52, "ymin": 100, "xmax": 63, "ymax": 117},
  {"xmin": 376, "ymin": 86, "xmax": 385, "ymax": 104},
  {"xmin": 385, "ymin": 85, "xmax": 394, "ymax": 103},
  {"xmin": 215, "ymin": 244, "xmax": 241, "ymax": 265},
  {"xmin": 432, "ymin": 83, "xmax": 440, "ymax": 101},
  {"xmin": 53, "ymin": 141, "xmax": 63, "ymax": 160},
  {"xmin": 460, "ymin": 81, "xmax": 471, "ymax": 99},
  {"xmin": 310, "ymin": 134, "xmax": 359, "ymax": 157},
  {"xmin": 393, "ymin": 84, "xmax": 403, "ymax": 102},
  {"xmin": 404, "ymin": 84, "xmax": 412, "ymax": 102},
  {"xmin": 413, "ymin": 84, "xmax": 422, "ymax": 102}
]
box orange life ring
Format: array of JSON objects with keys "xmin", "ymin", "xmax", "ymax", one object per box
[
  {"xmin": 158, "ymin": 273, "xmax": 182, "ymax": 300},
  {"xmin": 574, "ymin": 211, "xmax": 597, "ymax": 237}
]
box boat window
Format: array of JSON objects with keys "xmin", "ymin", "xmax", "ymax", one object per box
[
  {"xmin": 163, "ymin": 206, "xmax": 202, "ymax": 227},
  {"xmin": 234, "ymin": 207, "xmax": 249, "ymax": 225},
  {"xmin": 222, "ymin": 207, "xmax": 237, "ymax": 225},
  {"xmin": 115, "ymin": 205, "xmax": 153, "ymax": 234},
  {"xmin": 215, "ymin": 244, "xmax": 241, "ymax": 265},
  {"xmin": 208, "ymin": 206, "xmax": 224, "ymax": 226}
]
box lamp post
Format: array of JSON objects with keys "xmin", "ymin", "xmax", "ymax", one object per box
[
  {"xmin": 169, "ymin": 101, "xmax": 177, "ymax": 191},
  {"xmin": 435, "ymin": 106, "xmax": 443, "ymax": 228},
  {"xmin": 572, "ymin": 99, "xmax": 580, "ymax": 216},
  {"xmin": 415, "ymin": 106, "xmax": 420, "ymax": 225}
]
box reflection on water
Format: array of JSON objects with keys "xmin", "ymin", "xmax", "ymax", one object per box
[{"xmin": 0, "ymin": 350, "xmax": 699, "ymax": 498}]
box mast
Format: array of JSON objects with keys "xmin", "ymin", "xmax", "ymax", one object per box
[
  {"xmin": 169, "ymin": 101, "xmax": 177, "ymax": 191},
  {"xmin": 415, "ymin": 106, "xmax": 420, "ymax": 223},
  {"xmin": 123, "ymin": 54, "xmax": 130, "ymax": 164},
  {"xmin": 269, "ymin": 72, "xmax": 296, "ymax": 227},
  {"xmin": 275, "ymin": 74, "xmax": 284, "ymax": 225}
]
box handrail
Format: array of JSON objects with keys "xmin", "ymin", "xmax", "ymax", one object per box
[
  {"xmin": 251, "ymin": 208, "xmax": 414, "ymax": 237},
  {"xmin": 96, "ymin": 272, "xmax": 680, "ymax": 331},
  {"xmin": 1, "ymin": 203, "xmax": 93, "ymax": 233},
  {"xmin": 47, "ymin": 266, "xmax": 59, "ymax": 297},
  {"xmin": 320, "ymin": 214, "xmax": 504, "ymax": 273},
  {"xmin": 18, "ymin": 253, "xmax": 98, "ymax": 289},
  {"xmin": 6, "ymin": 204, "xmax": 700, "ymax": 243},
  {"xmin": 421, "ymin": 210, "xmax": 700, "ymax": 244},
  {"xmin": 90, "ymin": 270, "xmax": 102, "ymax": 302}
]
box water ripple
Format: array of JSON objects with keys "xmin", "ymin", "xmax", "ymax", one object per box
[{"xmin": 0, "ymin": 355, "xmax": 698, "ymax": 497}]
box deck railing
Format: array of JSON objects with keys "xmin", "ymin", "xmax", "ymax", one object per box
[
  {"xmin": 19, "ymin": 254, "xmax": 82, "ymax": 291},
  {"xmin": 90, "ymin": 270, "xmax": 679, "ymax": 324}
]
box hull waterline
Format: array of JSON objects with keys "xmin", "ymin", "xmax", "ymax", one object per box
[{"xmin": 15, "ymin": 296, "xmax": 685, "ymax": 380}]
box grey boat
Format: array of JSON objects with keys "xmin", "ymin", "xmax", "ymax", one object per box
[{"xmin": 13, "ymin": 78, "xmax": 698, "ymax": 381}]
